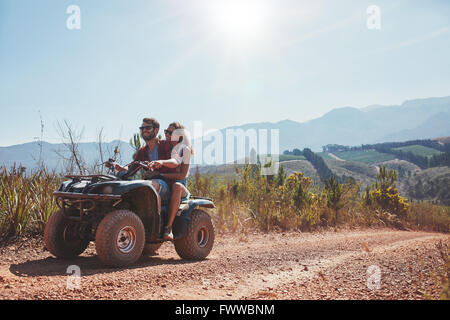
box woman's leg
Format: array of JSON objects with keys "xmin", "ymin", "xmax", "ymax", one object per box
[{"xmin": 163, "ymin": 182, "xmax": 188, "ymax": 240}]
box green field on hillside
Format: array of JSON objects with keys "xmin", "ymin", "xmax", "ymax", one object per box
[
  {"xmin": 279, "ymin": 154, "xmax": 306, "ymax": 161},
  {"xmin": 392, "ymin": 145, "xmax": 443, "ymax": 158},
  {"xmin": 331, "ymin": 150, "xmax": 396, "ymax": 164}
]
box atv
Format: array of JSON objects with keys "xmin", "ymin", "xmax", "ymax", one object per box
[{"xmin": 44, "ymin": 160, "xmax": 215, "ymax": 267}]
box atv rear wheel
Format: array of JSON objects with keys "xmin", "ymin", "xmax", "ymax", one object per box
[
  {"xmin": 174, "ymin": 209, "xmax": 215, "ymax": 260},
  {"xmin": 44, "ymin": 208, "xmax": 90, "ymax": 259},
  {"xmin": 95, "ymin": 210, "xmax": 145, "ymax": 267}
]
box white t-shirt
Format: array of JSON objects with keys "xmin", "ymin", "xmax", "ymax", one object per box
[{"xmin": 171, "ymin": 143, "xmax": 191, "ymax": 168}]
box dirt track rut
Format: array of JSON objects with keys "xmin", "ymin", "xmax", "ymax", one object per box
[{"xmin": 0, "ymin": 228, "xmax": 447, "ymax": 300}]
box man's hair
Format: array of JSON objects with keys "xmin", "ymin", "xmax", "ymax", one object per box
[{"xmin": 143, "ymin": 118, "xmax": 159, "ymax": 129}]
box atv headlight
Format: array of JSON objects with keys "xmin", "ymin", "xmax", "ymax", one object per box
[{"xmin": 102, "ymin": 186, "xmax": 113, "ymax": 194}]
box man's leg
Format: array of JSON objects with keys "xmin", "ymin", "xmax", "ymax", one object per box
[{"xmin": 163, "ymin": 182, "xmax": 188, "ymax": 241}]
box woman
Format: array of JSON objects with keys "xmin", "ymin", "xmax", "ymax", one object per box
[{"xmin": 149, "ymin": 122, "xmax": 192, "ymax": 241}]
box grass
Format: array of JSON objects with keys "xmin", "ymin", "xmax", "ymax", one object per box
[
  {"xmin": 406, "ymin": 202, "xmax": 450, "ymax": 233},
  {"xmin": 279, "ymin": 154, "xmax": 306, "ymax": 161},
  {"xmin": 392, "ymin": 145, "xmax": 444, "ymax": 158},
  {"xmin": 0, "ymin": 166, "xmax": 62, "ymax": 239},
  {"xmin": 332, "ymin": 150, "xmax": 396, "ymax": 164}
]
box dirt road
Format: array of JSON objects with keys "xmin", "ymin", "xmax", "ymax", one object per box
[{"xmin": 0, "ymin": 228, "xmax": 447, "ymax": 300}]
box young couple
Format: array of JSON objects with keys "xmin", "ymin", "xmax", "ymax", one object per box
[{"xmin": 110, "ymin": 118, "xmax": 192, "ymax": 241}]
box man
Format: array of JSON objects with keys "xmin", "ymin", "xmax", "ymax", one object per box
[{"xmin": 109, "ymin": 118, "xmax": 174, "ymax": 202}]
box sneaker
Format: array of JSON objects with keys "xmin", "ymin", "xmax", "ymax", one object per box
[{"xmin": 162, "ymin": 226, "xmax": 173, "ymax": 241}]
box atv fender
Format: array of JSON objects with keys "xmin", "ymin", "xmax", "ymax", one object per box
[
  {"xmin": 89, "ymin": 180, "xmax": 161, "ymax": 214},
  {"xmin": 172, "ymin": 199, "xmax": 215, "ymax": 240}
]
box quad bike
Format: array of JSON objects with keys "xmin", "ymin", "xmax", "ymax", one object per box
[{"xmin": 44, "ymin": 160, "xmax": 215, "ymax": 267}]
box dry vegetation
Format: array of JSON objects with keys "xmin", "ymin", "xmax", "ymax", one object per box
[
  {"xmin": 0, "ymin": 164, "xmax": 449, "ymax": 242},
  {"xmin": 188, "ymin": 164, "xmax": 449, "ymax": 234}
]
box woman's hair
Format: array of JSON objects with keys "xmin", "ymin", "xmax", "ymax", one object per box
[{"xmin": 168, "ymin": 122, "xmax": 194, "ymax": 155}]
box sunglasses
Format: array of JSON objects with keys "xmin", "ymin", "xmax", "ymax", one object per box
[
  {"xmin": 139, "ymin": 125, "xmax": 155, "ymax": 131},
  {"xmin": 164, "ymin": 129, "xmax": 173, "ymax": 135}
]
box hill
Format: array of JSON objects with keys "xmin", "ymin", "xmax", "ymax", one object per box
[
  {"xmin": 278, "ymin": 160, "xmax": 320, "ymax": 183},
  {"xmin": 325, "ymin": 159, "xmax": 378, "ymax": 189},
  {"xmin": 194, "ymin": 96, "xmax": 450, "ymax": 155},
  {"xmin": 401, "ymin": 167, "xmax": 450, "ymax": 205},
  {"xmin": 382, "ymin": 112, "xmax": 450, "ymax": 142}
]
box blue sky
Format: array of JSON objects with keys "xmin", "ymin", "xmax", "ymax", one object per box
[{"xmin": 1, "ymin": 0, "xmax": 449, "ymax": 146}]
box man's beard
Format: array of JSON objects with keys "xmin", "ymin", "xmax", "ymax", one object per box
[{"xmin": 142, "ymin": 131, "xmax": 156, "ymax": 142}]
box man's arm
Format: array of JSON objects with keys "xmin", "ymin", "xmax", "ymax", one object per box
[{"xmin": 149, "ymin": 159, "xmax": 179, "ymax": 169}]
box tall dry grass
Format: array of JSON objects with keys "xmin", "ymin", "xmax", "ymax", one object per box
[
  {"xmin": 0, "ymin": 166, "xmax": 61, "ymax": 240},
  {"xmin": 0, "ymin": 164, "xmax": 448, "ymax": 241},
  {"xmin": 189, "ymin": 164, "xmax": 450, "ymax": 234},
  {"xmin": 406, "ymin": 202, "xmax": 450, "ymax": 233}
]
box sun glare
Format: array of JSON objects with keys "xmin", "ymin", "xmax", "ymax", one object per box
[{"xmin": 209, "ymin": 0, "xmax": 268, "ymax": 43}]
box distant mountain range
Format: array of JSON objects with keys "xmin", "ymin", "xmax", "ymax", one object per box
[
  {"xmin": 0, "ymin": 140, "xmax": 135, "ymax": 173},
  {"xmin": 1, "ymin": 96, "xmax": 449, "ymax": 171},
  {"xmin": 193, "ymin": 96, "xmax": 450, "ymax": 158}
]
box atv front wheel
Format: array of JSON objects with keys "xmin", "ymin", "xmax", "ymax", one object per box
[
  {"xmin": 95, "ymin": 210, "xmax": 145, "ymax": 267},
  {"xmin": 174, "ymin": 209, "xmax": 215, "ymax": 260},
  {"xmin": 44, "ymin": 208, "xmax": 90, "ymax": 259}
]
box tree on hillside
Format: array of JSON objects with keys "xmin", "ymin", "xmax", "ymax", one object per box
[
  {"xmin": 364, "ymin": 166, "xmax": 409, "ymax": 218},
  {"xmin": 324, "ymin": 176, "xmax": 344, "ymax": 225}
]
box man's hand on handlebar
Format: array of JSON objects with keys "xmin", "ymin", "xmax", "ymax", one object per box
[{"xmin": 105, "ymin": 159, "xmax": 128, "ymax": 172}]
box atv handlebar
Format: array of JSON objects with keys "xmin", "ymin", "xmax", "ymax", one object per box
[{"xmin": 104, "ymin": 159, "xmax": 156, "ymax": 180}]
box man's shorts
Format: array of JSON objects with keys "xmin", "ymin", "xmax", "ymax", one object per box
[{"xmin": 152, "ymin": 179, "xmax": 170, "ymax": 202}]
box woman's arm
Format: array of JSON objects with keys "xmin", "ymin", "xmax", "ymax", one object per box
[
  {"xmin": 160, "ymin": 163, "xmax": 190, "ymax": 180},
  {"xmin": 150, "ymin": 145, "xmax": 191, "ymax": 170}
]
